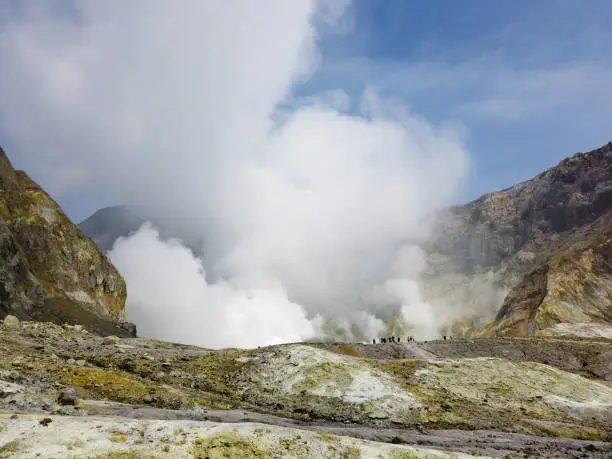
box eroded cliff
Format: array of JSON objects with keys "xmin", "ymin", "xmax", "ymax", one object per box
[
  {"xmin": 0, "ymin": 147, "xmax": 133, "ymax": 336},
  {"xmin": 425, "ymin": 142, "xmax": 612, "ymax": 337}
]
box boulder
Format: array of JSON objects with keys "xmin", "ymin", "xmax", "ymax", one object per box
[{"xmin": 2, "ymin": 314, "xmax": 20, "ymax": 330}]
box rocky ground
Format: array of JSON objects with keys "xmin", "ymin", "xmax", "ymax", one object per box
[
  {"xmin": 1, "ymin": 317, "xmax": 612, "ymax": 458},
  {"xmin": 316, "ymin": 337, "xmax": 612, "ymax": 381}
]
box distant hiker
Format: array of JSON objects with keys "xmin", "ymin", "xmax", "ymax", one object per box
[
  {"xmin": 443, "ymin": 335, "xmax": 447, "ymax": 341},
  {"xmin": 381, "ymin": 337, "xmax": 386, "ymax": 343},
  {"xmin": 397, "ymin": 337, "xmax": 400, "ymax": 343},
  {"xmin": 372, "ymin": 338, "xmax": 376, "ymax": 344}
]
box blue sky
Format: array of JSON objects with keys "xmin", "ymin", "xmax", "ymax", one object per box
[
  {"xmin": 1, "ymin": 0, "xmax": 612, "ymax": 222},
  {"xmin": 301, "ymin": 0, "xmax": 612, "ymax": 200}
]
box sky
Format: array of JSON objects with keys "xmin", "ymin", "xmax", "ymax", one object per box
[
  {"xmin": 0, "ymin": 1, "xmax": 611, "ymax": 347},
  {"xmin": 301, "ymin": 0, "xmax": 612, "ymax": 200},
  {"xmin": 1, "ymin": 0, "xmax": 611, "ymax": 222}
]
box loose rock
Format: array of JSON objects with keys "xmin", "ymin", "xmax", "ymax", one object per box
[
  {"xmin": 57, "ymin": 388, "xmax": 78, "ymax": 406},
  {"xmin": 103, "ymin": 335, "xmax": 121, "ymax": 345},
  {"xmin": 3, "ymin": 315, "xmax": 21, "ymax": 330}
]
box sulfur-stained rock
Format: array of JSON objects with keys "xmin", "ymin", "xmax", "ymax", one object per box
[
  {"xmin": 0, "ymin": 146, "xmax": 134, "ymax": 337},
  {"xmin": 478, "ymin": 213, "xmax": 612, "ymax": 337},
  {"xmin": 2, "ymin": 314, "xmax": 20, "ymax": 330},
  {"xmin": 1, "ymin": 319, "xmax": 611, "ymax": 452},
  {"xmin": 236, "ymin": 344, "xmax": 422, "ymax": 424},
  {"xmin": 103, "ymin": 335, "xmax": 121, "ymax": 345},
  {"xmin": 0, "ymin": 416, "xmax": 482, "ymax": 458},
  {"xmin": 407, "ymin": 357, "xmax": 612, "ymax": 435},
  {"xmin": 424, "ymin": 142, "xmax": 612, "ymax": 337}
]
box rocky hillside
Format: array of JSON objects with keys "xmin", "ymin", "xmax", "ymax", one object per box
[
  {"xmin": 0, "ymin": 147, "xmax": 134, "ymax": 337},
  {"xmin": 477, "ymin": 211, "xmax": 612, "ymax": 338},
  {"xmin": 424, "ymin": 142, "xmax": 612, "ymax": 338},
  {"xmin": 1, "ymin": 317, "xmax": 611, "ymax": 457}
]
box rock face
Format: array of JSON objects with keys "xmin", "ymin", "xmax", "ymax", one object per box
[
  {"xmin": 0, "ymin": 146, "xmax": 134, "ymax": 336},
  {"xmin": 425, "ymin": 142, "xmax": 612, "ymax": 337},
  {"xmin": 478, "ymin": 213, "xmax": 612, "ymax": 337}
]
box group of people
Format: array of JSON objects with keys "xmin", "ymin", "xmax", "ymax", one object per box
[
  {"xmin": 373, "ymin": 336, "xmax": 409, "ymax": 344},
  {"xmin": 371, "ymin": 335, "xmax": 453, "ymax": 344}
]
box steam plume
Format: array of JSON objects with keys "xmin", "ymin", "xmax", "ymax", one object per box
[{"xmin": 0, "ymin": 1, "xmax": 470, "ymax": 347}]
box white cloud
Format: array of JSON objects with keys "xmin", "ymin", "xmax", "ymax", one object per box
[
  {"xmin": 317, "ymin": 55, "xmax": 612, "ymax": 125},
  {"xmin": 0, "ymin": 0, "xmax": 471, "ymax": 347}
]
